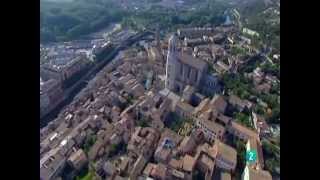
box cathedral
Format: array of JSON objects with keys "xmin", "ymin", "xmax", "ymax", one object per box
[{"xmin": 165, "ymin": 34, "xmax": 221, "ymax": 97}]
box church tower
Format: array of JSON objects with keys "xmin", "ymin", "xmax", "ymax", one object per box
[
  {"xmin": 165, "ymin": 34, "xmax": 178, "ymax": 91},
  {"xmin": 156, "ymin": 24, "xmax": 161, "ymax": 51}
]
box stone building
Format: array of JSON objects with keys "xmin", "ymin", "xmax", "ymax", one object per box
[
  {"xmin": 177, "ymin": 27, "xmax": 214, "ymax": 39},
  {"xmin": 40, "ymin": 151, "xmax": 67, "ymax": 180},
  {"xmin": 165, "ymin": 34, "xmax": 207, "ymax": 94},
  {"xmin": 67, "ymin": 149, "xmax": 88, "ymax": 171},
  {"xmin": 195, "ymin": 117, "xmax": 226, "ymax": 143},
  {"xmin": 40, "ymin": 78, "xmax": 64, "ymax": 118},
  {"xmin": 214, "ymin": 140, "xmax": 237, "ymax": 172},
  {"xmin": 165, "ymin": 34, "xmax": 220, "ymax": 97},
  {"xmin": 40, "ymin": 54, "xmax": 89, "ymax": 84}
]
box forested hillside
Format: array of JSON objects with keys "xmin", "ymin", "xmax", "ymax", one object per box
[{"xmin": 40, "ymin": 0, "xmax": 126, "ymax": 42}]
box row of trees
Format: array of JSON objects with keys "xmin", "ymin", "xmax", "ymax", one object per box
[
  {"xmin": 234, "ymin": 138, "xmax": 247, "ymax": 179},
  {"xmin": 262, "ymin": 139, "xmax": 280, "ymax": 176},
  {"xmin": 121, "ymin": 1, "xmax": 229, "ymax": 33},
  {"xmin": 234, "ymin": 112, "xmax": 254, "ymax": 130}
]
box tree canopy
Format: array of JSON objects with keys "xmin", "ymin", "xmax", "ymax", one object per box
[{"xmin": 40, "ymin": 0, "xmax": 126, "ymax": 43}]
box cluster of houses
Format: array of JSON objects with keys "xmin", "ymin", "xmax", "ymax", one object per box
[
  {"xmin": 40, "ymin": 26, "xmax": 276, "ymax": 180},
  {"xmin": 40, "ymin": 38, "xmax": 115, "ymax": 119},
  {"xmin": 40, "ymin": 42, "xmax": 167, "ymax": 180}
]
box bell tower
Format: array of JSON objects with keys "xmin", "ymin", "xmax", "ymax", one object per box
[{"xmin": 165, "ymin": 34, "xmax": 178, "ymax": 91}]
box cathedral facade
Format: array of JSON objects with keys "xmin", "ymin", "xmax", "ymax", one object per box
[{"xmin": 165, "ymin": 34, "xmax": 220, "ymax": 96}]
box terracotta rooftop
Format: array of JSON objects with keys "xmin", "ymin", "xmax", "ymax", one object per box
[
  {"xmin": 229, "ymin": 94, "xmax": 252, "ymax": 109},
  {"xmin": 182, "ymin": 155, "xmax": 196, "ymax": 172},
  {"xmin": 169, "ymin": 159, "xmax": 183, "ymax": 169},
  {"xmin": 175, "ymin": 100, "xmax": 195, "ymax": 114},
  {"xmin": 155, "ymin": 146, "xmax": 171, "ymax": 163},
  {"xmin": 158, "ymin": 128, "xmax": 183, "ymax": 148},
  {"xmin": 198, "ymin": 143, "xmax": 217, "ymax": 159},
  {"xmin": 199, "ymin": 153, "xmax": 215, "ymax": 170},
  {"xmin": 247, "ymin": 166, "xmax": 272, "ymax": 180},
  {"xmin": 231, "ymin": 121, "xmax": 259, "ymax": 140},
  {"xmin": 151, "ymin": 163, "xmax": 167, "ymax": 179},
  {"xmin": 210, "ymin": 95, "xmax": 227, "ymax": 113},
  {"xmin": 143, "ymin": 163, "xmax": 156, "ymax": 176},
  {"xmin": 215, "ymin": 140, "xmax": 237, "ymax": 165},
  {"xmin": 193, "ymin": 98, "xmax": 211, "ymax": 116},
  {"xmin": 67, "ymin": 149, "xmax": 87, "ymax": 165},
  {"xmin": 200, "ymin": 118, "xmax": 226, "ymax": 135},
  {"xmin": 216, "ymin": 113, "xmax": 232, "ymax": 125},
  {"xmin": 178, "ymin": 136, "xmax": 197, "ymax": 154}
]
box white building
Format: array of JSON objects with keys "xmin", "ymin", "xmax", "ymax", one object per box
[{"xmin": 242, "ymin": 165, "xmax": 272, "ymax": 180}]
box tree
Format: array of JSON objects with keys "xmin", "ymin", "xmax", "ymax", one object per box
[
  {"xmin": 270, "ymin": 83, "xmax": 280, "ymax": 95},
  {"xmin": 67, "ymin": 23, "xmax": 90, "ymax": 39},
  {"xmin": 254, "ymin": 104, "xmax": 265, "ymax": 115},
  {"xmin": 137, "ymin": 117, "xmax": 149, "ymax": 127},
  {"xmin": 235, "ymin": 112, "xmax": 253, "ymax": 129},
  {"xmin": 235, "ymin": 139, "xmax": 246, "ymax": 178},
  {"xmin": 50, "ymin": 7, "xmax": 62, "ymax": 15},
  {"xmin": 261, "ymin": 63, "xmax": 279, "ymax": 77},
  {"xmin": 231, "ymin": 45, "xmax": 247, "ymax": 56},
  {"xmin": 40, "ymin": 0, "xmax": 124, "ymax": 43},
  {"xmin": 267, "ymin": 105, "xmax": 280, "ymax": 124},
  {"xmin": 40, "ymin": 30, "xmax": 56, "ymax": 43},
  {"xmin": 83, "ymin": 135, "xmax": 97, "ymax": 154},
  {"xmin": 109, "ymin": 141, "xmax": 126, "ymax": 157},
  {"xmin": 265, "ymin": 158, "xmax": 279, "ymax": 175},
  {"xmin": 262, "ymin": 140, "xmax": 273, "ymax": 155}
]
